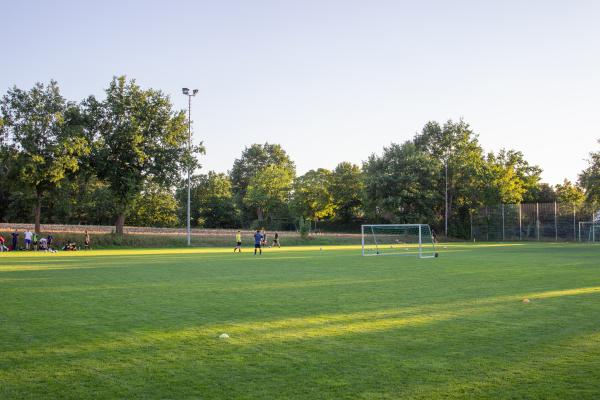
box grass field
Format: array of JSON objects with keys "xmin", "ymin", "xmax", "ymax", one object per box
[{"xmin": 1, "ymin": 243, "xmax": 600, "ymax": 399}]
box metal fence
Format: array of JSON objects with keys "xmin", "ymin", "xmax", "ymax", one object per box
[{"xmin": 471, "ymin": 203, "xmax": 599, "ymax": 242}]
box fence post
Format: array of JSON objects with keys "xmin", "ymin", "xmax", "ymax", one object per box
[
  {"xmin": 519, "ymin": 203, "xmax": 522, "ymax": 240},
  {"xmin": 554, "ymin": 202, "xmax": 558, "ymax": 241},
  {"xmin": 592, "ymin": 211, "xmax": 598, "ymax": 244},
  {"xmin": 573, "ymin": 205, "xmax": 576, "ymax": 241},
  {"xmin": 536, "ymin": 203, "xmax": 540, "ymax": 241},
  {"xmin": 486, "ymin": 206, "xmax": 489, "ymax": 242},
  {"xmin": 470, "ymin": 211, "xmax": 473, "ymax": 240},
  {"xmin": 501, "ymin": 204, "xmax": 505, "ymax": 241}
]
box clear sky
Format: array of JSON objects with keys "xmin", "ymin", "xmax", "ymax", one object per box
[{"xmin": 2, "ymin": 0, "xmax": 600, "ymax": 184}]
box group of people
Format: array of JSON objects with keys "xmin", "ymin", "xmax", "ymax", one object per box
[
  {"xmin": 234, "ymin": 229, "xmax": 281, "ymax": 255},
  {"xmin": 0, "ymin": 229, "xmax": 92, "ymax": 252}
]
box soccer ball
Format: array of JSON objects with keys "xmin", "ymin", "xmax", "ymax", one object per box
[
  {"xmin": 522, "ymin": 298, "xmax": 530, "ymax": 304},
  {"xmin": 219, "ymin": 333, "xmax": 230, "ymax": 339}
]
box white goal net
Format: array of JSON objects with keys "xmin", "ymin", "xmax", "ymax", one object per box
[
  {"xmin": 579, "ymin": 222, "xmax": 600, "ymax": 243},
  {"xmin": 361, "ymin": 224, "xmax": 437, "ymax": 258}
]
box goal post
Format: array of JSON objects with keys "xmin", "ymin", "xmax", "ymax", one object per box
[
  {"xmin": 361, "ymin": 224, "xmax": 437, "ymax": 258},
  {"xmin": 578, "ymin": 221, "xmax": 600, "ymax": 243}
]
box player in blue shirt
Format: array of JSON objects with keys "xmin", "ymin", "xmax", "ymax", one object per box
[{"xmin": 254, "ymin": 230, "xmax": 263, "ymax": 255}]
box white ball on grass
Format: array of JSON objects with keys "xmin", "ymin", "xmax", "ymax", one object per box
[{"xmin": 219, "ymin": 333, "xmax": 230, "ymax": 339}]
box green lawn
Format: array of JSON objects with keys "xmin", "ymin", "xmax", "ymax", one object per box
[{"xmin": 1, "ymin": 243, "xmax": 599, "ymax": 399}]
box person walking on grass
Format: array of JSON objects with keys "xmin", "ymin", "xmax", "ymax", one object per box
[
  {"xmin": 24, "ymin": 229, "xmax": 33, "ymax": 250},
  {"xmin": 84, "ymin": 230, "xmax": 91, "ymax": 250},
  {"xmin": 254, "ymin": 229, "xmax": 263, "ymax": 256},
  {"xmin": 272, "ymin": 232, "xmax": 281, "ymax": 248},
  {"xmin": 234, "ymin": 230, "xmax": 242, "ymax": 253},
  {"xmin": 32, "ymin": 232, "xmax": 39, "ymax": 251},
  {"xmin": 11, "ymin": 229, "xmax": 18, "ymax": 251}
]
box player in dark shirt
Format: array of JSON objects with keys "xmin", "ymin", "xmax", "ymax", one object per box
[
  {"xmin": 11, "ymin": 229, "xmax": 19, "ymax": 251},
  {"xmin": 254, "ymin": 230, "xmax": 263, "ymax": 255}
]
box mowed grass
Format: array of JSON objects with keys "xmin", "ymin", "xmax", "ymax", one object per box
[{"xmin": 1, "ymin": 243, "xmax": 600, "ymax": 399}]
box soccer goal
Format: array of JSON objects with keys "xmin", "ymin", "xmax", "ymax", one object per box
[
  {"xmin": 579, "ymin": 221, "xmax": 600, "ymax": 243},
  {"xmin": 361, "ymin": 224, "xmax": 437, "ymax": 258}
]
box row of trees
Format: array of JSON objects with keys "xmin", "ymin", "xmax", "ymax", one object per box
[{"xmin": 1, "ymin": 79, "xmax": 599, "ymax": 236}]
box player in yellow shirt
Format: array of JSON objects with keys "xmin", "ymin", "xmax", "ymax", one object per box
[{"xmin": 234, "ymin": 230, "xmax": 242, "ymax": 253}]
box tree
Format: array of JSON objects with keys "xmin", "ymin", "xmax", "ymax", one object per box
[
  {"xmin": 414, "ymin": 120, "xmax": 487, "ymax": 235},
  {"xmin": 526, "ymin": 183, "xmax": 556, "ymax": 203},
  {"xmin": 243, "ymin": 164, "xmax": 293, "ymax": 222},
  {"xmin": 482, "ymin": 149, "xmax": 538, "ymax": 204},
  {"xmin": 292, "ymin": 169, "xmax": 335, "ymax": 222},
  {"xmin": 0, "ymin": 144, "xmax": 14, "ymax": 222},
  {"xmin": 330, "ymin": 162, "xmax": 364, "ymax": 222},
  {"xmin": 129, "ymin": 184, "xmax": 179, "ymax": 228},
  {"xmin": 178, "ymin": 171, "xmax": 238, "ymax": 228},
  {"xmin": 579, "ymin": 141, "xmax": 600, "ymax": 206},
  {"xmin": 555, "ymin": 179, "xmax": 585, "ymax": 206},
  {"xmin": 363, "ymin": 141, "xmax": 442, "ymax": 223},
  {"xmin": 88, "ymin": 76, "xmax": 194, "ymax": 234},
  {"xmin": 496, "ymin": 150, "xmax": 544, "ymax": 203},
  {"xmin": 0, "ymin": 81, "xmax": 89, "ymax": 232},
  {"xmin": 230, "ymin": 143, "xmax": 295, "ymax": 221}
]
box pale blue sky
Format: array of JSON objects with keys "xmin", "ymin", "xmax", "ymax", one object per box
[{"xmin": 2, "ymin": 0, "xmax": 600, "ymax": 184}]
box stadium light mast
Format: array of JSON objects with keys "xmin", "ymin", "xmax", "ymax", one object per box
[
  {"xmin": 182, "ymin": 87, "xmax": 199, "ymax": 246},
  {"xmin": 445, "ymin": 159, "xmax": 448, "ymax": 238}
]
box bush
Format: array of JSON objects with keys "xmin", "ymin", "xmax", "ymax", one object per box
[{"xmin": 298, "ymin": 218, "xmax": 310, "ymax": 239}]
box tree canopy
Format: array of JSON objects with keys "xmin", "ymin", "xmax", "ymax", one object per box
[
  {"xmin": 88, "ymin": 76, "xmax": 192, "ymax": 233},
  {"xmin": 0, "ymin": 81, "xmax": 89, "ymax": 232},
  {"xmin": 292, "ymin": 168, "xmax": 335, "ymax": 221}
]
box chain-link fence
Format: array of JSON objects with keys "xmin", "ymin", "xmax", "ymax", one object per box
[{"xmin": 471, "ymin": 203, "xmax": 599, "ymax": 242}]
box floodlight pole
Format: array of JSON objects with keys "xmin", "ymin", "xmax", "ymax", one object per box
[
  {"xmin": 182, "ymin": 88, "xmax": 198, "ymax": 246},
  {"xmin": 444, "ymin": 159, "xmax": 448, "ymax": 238}
]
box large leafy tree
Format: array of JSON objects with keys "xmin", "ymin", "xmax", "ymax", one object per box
[
  {"xmin": 497, "ymin": 150, "xmax": 544, "ymax": 203},
  {"xmin": 292, "ymin": 168, "xmax": 335, "ymax": 222},
  {"xmin": 129, "ymin": 184, "xmax": 179, "ymax": 228},
  {"xmin": 0, "ymin": 81, "xmax": 89, "ymax": 232},
  {"xmin": 230, "ymin": 143, "xmax": 295, "ymax": 221},
  {"xmin": 363, "ymin": 141, "xmax": 442, "ymax": 223},
  {"xmin": 579, "ymin": 141, "xmax": 600, "ymax": 206},
  {"xmin": 330, "ymin": 162, "xmax": 364, "ymax": 222},
  {"xmin": 0, "ymin": 145, "xmax": 17, "ymax": 222},
  {"xmin": 555, "ymin": 179, "xmax": 585, "ymax": 207},
  {"xmin": 482, "ymin": 149, "xmax": 539, "ymax": 204},
  {"xmin": 243, "ymin": 164, "xmax": 293, "ymax": 222},
  {"xmin": 178, "ymin": 171, "xmax": 239, "ymax": 228},
  {"xmin": 414, "ymin": 120, "xmax": 486, "ymax": 232},
  {"xmin": 87, "ymin": 76, "xmax": 194, "ymax": 234}
]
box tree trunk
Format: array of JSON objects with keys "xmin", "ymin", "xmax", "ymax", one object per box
[
  {"xmin": 256, "ymin": 208, "xmax": 264, "ymax": 221},
  {"xmin": 115, "ymin": 213, "xmax": 126, "ymax": 235},
  {"xmin": 34, "ymin": 193, "xmax": 42, "ymax": 234}
]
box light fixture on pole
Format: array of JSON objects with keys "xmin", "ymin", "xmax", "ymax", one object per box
[{"xmin": 182, "ymin": 87, "xmax": 198, "ymax": 246}]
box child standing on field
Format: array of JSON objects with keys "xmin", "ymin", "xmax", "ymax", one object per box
[
  {"xmin": 234, "ymin": 230, "xmax": 242, "ymax": 253},
  {"xmin": 84, "ymin": 231, "xmax": 91, "ymax": 250}
]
